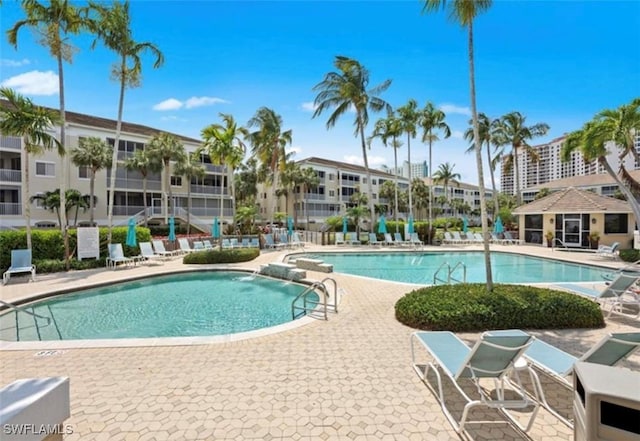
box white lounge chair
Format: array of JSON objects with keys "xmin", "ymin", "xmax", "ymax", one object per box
[
  {"xmin": 107, "ymin": 243, "xmax": 135, "ymax": 270},
  {"xmin": 2, "ymin": 249, "xmax": 36, "ymax": 284},
  {"xmin": 263, "ymin": 234, "xmax": 285, "ymax": 249},
  {"xmin": 346, "ymin": 233, "xmax": 361, "ymax": 245},
  {"xmin": 410, "ymin": 330, "xmax": 539, "ymax": 433},
  {"xmin": 249, "ymin": 237, "xmax": 260, "ymax": 248},
  {"xmin": 409, "ymin": 232, "xmax": 424, "ymax": 247},
  {"xmin": 368, "ymin": 233, "xmax": 382, "ymax": 246},
  {"xmin": 240, "ymin": 238, "xmax": 250, "ymax": 248},
  {"xmin": 596, "ymin": 242, "xmax": 620, "ymax": 259},
  {"xmin": 290, "ymin": 232, "xmax": 305, "ymax": 249},
  {"xmin": 334, "ymin": 232, "xmax": 345, "ymax": 245},
  {"xmin": 193, "ymin": 241, "xmax": 205, "ymax": 251},
  {"xmin": 504, "ymin": 231, "xmax": 524, "ymax": 245},
  {"xmin": 383, "ymin": 233, "xmax": 398, "ymax": 246},
  {"xmin": 554, "ymin": 272, "xmax": 640, "ymax": 318},
  {"xmin": 203, "ymin": 240, "xmax": 214, "ymax": 249},
  {"xmin": 138, "ymin": 241, "xmax": 166, "ymax": 264},
  {"xmin": 451, "ymin": 231, "xmax": 468, "ymax": 244},
  {"xmin": 152, "ymin": 240, "xmax": 178, "ymax": 257},
  {"xmin": 178, "ymin": 238, "xmax": 195, "ymax": 254},
  {"xmin": 394, "ymin": 232, "xmax": 410, "ymax": 246}
]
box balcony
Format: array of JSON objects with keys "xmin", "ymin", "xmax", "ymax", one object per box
[
  {"xmin": 190, "ymin": 185, "xmax": 228, "ymax": 196},
  {"xmin": 0, "ymin": 169, "xmax": 21, "ymax": 182},
  {"xmin": 107, "ymin": 177, "xmax": 162, "ymax": 191},
  {"xmin": 0, "ymin": 135, "xmax": 21, "ymax": 150},
  {"xmin": 0, "ymin": 203, "xmax": 21, "ymax": 215}
]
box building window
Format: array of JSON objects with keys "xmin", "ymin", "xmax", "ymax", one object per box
[
  {"xmin": 329, "ymin": 190, "xmax": 335, "ymax": 197},
  {"xmin": 604, "ymin": 213, "xmax": 628, "ymax": 234},
  {"xmin": 78, "ymin": 165, "xmax": 90, "ymax": 179},
  {"xmin": 362, "ymin": 178, "xmax": 367, "ymax": 184},
  {"xmin": 170, "ymin": 176, "xmax": 182, "ymax": 186},
  {"xmin": 35, "ymin": 162, "xmax": 55, "ymax": 177},
  {"xmin": 33, "ymin": 192, "xmax": 45, "ymax": 208},
  {"xmin": 329, "ymin": 173, "xmax": 335, "ymax": 181},
  {"xmin": 372, "ymin": 179, "xmax": 377, "ymax": 185}
]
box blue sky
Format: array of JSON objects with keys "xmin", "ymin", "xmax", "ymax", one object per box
[{"xmin": 1, "ymin": 0, "xmax": 639, "ymax": 185}]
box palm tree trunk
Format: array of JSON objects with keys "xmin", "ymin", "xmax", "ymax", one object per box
[
  {"xmin": 513, "ymin": 143, "xmax": 521, "ymax": 206},
  {"xmin": 220, "ymin": 162, "xmax": 225, "ymax": 250},
  {"xmin": 407, "ymin": 134, "xmax": 413, "ymax": 220},
  {"xmin": 107, "ymin": 58, "xmax": 127, "ymax": 244},
  {"xmin": 57, "ymin": 51, "xmax": 70, "ymax": 269},
  {"xmin": 142, "ymin": 174, "xmax": 148, "ymax": 226},
  {"xmin": 187, "ymin": 183, "xmax": 191, "ymax": 235},
  {"xmin": 600, "ymin": 157, "xmax": 640, "ymax": 225},
  {"xmin": 305, "ymin": 186, "xmax": 310, "ymax": 229},
  {"xmin": 393, "ymin": 139, "xmax": 399, "ymax": 234},
  {"xmin": 358, "ymin": 122, "xmax": 375, "ymax": 224},
  {"xmin": 89, "ymin": 169, "xmax": 96, "ymax": 225},
  {"xmin": 468, "ymin": 21, "xmax": 494, "ymax": 291},
  {"xmin": 428, "ymin": 135, "xmax": 433, "ymax": 242},
  {"xmin": 22, "ymin": 139, "xmax": 32, "ymax": 249},
  {"xmin": 486, "ymin": 141, "xmax": 499, "ymax": 217},
  {"xmin": 166, "ymin": 160, "xmax": 173, "ymax": 219}
]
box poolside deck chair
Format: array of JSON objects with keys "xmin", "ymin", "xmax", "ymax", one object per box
[
  {"xmin": 193, "ymin": 241, "xmax": 205, "ymax": 251},
  {"xmin": 383, "ymin": 233, "xmax": 398, "ymax": 246},
  {"xmin": 263, "ymin": 234, "xmax": 285, "ymax": 250},
  {"xmin": 138, "ymin": 241, "xmax": 166, "ymax": 264},
  {"xmin": 290, "ymin": 232, "xmax": 305, "ymax": 249},
  {"xmin": 107, "ymin": 243, "xmax": 135, "ymax": 270},
  {"xmin": 178, "ymin": 238, "xmax": 195, "ymax": 254},
  {"xmin": 240, "ymin": 237, "xmax": 250, "ymax": 248},
  {"xmin": 2, "ymin": 249, "xmax": 36, "ymax": 285},
  {"xmin": 490, "ymin": 232, "xmax": 509, "ymax": 245},
  {"xmin": 334, "ymin": 232, "xmax": 345, "ymax": 245},
  {"xmin": 410, "ymin": 330, "xmax": 539, "ymax": 433},
  {"xmin": 504, "ymin": 231, "xmax": 524, "ymax": 245},
  {"xmin": 472, "ymin": 232, "xmax": 485, "ymax": 244},
  {"xmin": 278, "ymin": 234, "xmax": 291, "ymax": 249},
  {"xmin": 152, "ymin": 240, "xmax": 178, "ymax": 257},
  {"xmin": 346, "ymin": 233, "xmax": 361, "ymax": 245},
  {"xmin": 490, "ymin": 330, "xmax": 640, "ymax": 427},
  {"xmin": 451, "ymin": 231, "xmax": 468, "ymax": 244},
  {"xmin": 221, "ymin": 238, "xmax": 234, "ymax": 249},
  {"xmin": 596, "ymin": 242, "xmax": 620, "ymax": 259},
  {"xmin": 368, "ymin": 233, "xmax": 382, "ymax": 246},
  {"xmin": 554, "ymin": 272, "xmax": 640, "ymax": 318},
  {"xmin": 394, "ymin": 232, "xmax": 410, "ymax": 246},
  {"xmin": 409, "ymin": 232, "xmax": 424, "ymax": 248},
  {"xmin": 203, "ymin": 240, "xmax": 214, "ymax": 249},
  {"xmin": 249, "ymin": 237, "xmax": 260, "ymax": 248}
]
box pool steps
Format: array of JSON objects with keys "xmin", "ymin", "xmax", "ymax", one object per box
[
  {"xmin": 259, "ymin": 263, "xmax": 306, "ymax": 281},
  {"xmin": 290, "ymin": 258, "xmax": 333, "ymax": 273}
]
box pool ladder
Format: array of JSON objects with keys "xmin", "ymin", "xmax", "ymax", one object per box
[
  {"xmin": 291, "ymin": 277, "xmax": 339, "ymax": 320},
  {"xmin": 433, "ymin": 261, "xmax": 467, "ymax": 285},
  {"xmin": 0, "ymin": 299, "xmax": 62, "ymax": 341}
]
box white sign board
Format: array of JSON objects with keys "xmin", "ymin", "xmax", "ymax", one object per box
[{"xmin": 77, "ymin": 227, "xmax": 100, "ymax": 260}]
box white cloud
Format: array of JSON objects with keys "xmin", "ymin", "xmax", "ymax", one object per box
[
  {"xmin": 343, "ymin": 155, "xmax": 386, "ymax": 166},
  {"xmin": 1, "ymin": 58, "xmax": 30, "ymax": 67},
  {"xmin": 153, "ymin": 98, "xmax": 183, "ymax": 111},
  {"xmin": 160, "ymin": 115, "xmax": 187, "ymax": 122},
  {"xmin": 439, "ymin": 103, "xmax": 471, "ymax": 116},
  {"xmin": 0, "ymin": 70, "xmax": 58, "ymax": 96},
  {"xmin": 301, "ymin": 102, "xmax": 317, "ymax": 112},
  {"xmin": 451, "ymin": 130, "xmax": 464, "ymax": 139},
  {"xmin": 286, "ymin": 146, "xmax": 302, "ymax": 156},
  {"xmin": 184, "ymin": 96, "xmax": 228, "ymax": 109}
]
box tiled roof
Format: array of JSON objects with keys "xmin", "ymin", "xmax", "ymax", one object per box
[
  {"xmin": 0, "ymin": 99, "xmax": 201, "ymax": 144},
  {"xmin": 526, "ymin": 170, "xmax": 640, "ymax": 191},
  {"xmin": 513, "ymin": 187, "xmax": 632, "ymax": 214}
]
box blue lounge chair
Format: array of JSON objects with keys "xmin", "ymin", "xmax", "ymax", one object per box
[
  {"xmin": 2, "ymin": 249, "xmax": 36, "ymax": 284},
  {"xmin": 410, "ymin": 330, "xmax": 539, "ymax": 433},
  {"xmin": 152, "ymin": 240, "xmax": 178, "ymax": 257},
  {"xmin": 138, "ymin": 241, "xmax": 166, "ymax": 264},
  {"xmin": 383, "ymin": 233, "xmax": 398, "ymax": 246},
  {"xmin": 368, "ymin": 233, "xmax": 382, "ymax": 246},
  {"xmin": 107, "ymin": 243, "xmax": 134, "ymax": 270},
  {"xmin": 178, "ymin": 238, "xmax": 194, "ymax": 254},
  {"xmin": 334, "ymin": 232, "xmax": 345, "ymax": 245},
  {"xmin": 249, "ymin": 237, "xmax": 260, "ymax": 248},
  {"xmin": 290, "ymin": 232, "xmax": 305, "ymax": 249}
]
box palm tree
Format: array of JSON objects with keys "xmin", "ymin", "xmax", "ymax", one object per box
[
  {"xmin": 464, "ymin": 112, "xmax": 501, "ymax": 216},
  {"xmin": 29, "ymin": 188, "xmax": 92, "ymax": 227},
  {"xmin": 433, "ymin": 162, "xmax": 461, "ymax": 216},
  {"xmin": 146, "ymin": 132, "xmax": 185, "ymax": 223},
  {"xmin": 299, "ymin": 166, "xmax": 320, "ymax": 229},
  {"xmin": 419, "ymin": 102, "xmax": 451, "ymax": 240},
  {"xmin": 70, "ymin": 136, "xmax": 112, "ymax": 226},
  {"xmin": 493, "ymin": 111, "xmax": 549, "ymax": 205},
  {"xmin": 124, "ymin": 147, "xmax": 161, "ymax": 226},
  {"xmin": 234, "ymin": 158, "xmax": 259, "ymax": 207},
  {"xmin": 422, "ymin": 0, "xmax": 494, "ymax": 289},
  {"xmin": 235, "ymin": 204, "xmax": 259, "ymax": 234},
  {"xmin": 65, "ymin": 189, "xmax": 94, "ymax": 226},
  {"xmin": 8, "ymin": 0, "xmax": 88, "ymax": 267},
  {"xmin": 173, "ymin": 153, "xmax": 205, "ymax": 235},
  {"xmin": 0, "ymin": 88, "xmax": 61, "ymax": 249},
  {"xmin": 200, "ymin": 113, "xmax": 248, "ymax": 224},
  {"xmin": 346, "ymin": 205, "xmax": 368, "ymax": 236},
  {"xmin": 278, "ymin": 160, "xmax": 301, "ymax": 224},
  {"xmin": 313, "ymin": 55, "xmax": 392, "ymax": 222},
  {"xmin": 397, "ymin": 99, "xmax": 421, "ymax": 219},
  {"xmin": 370, "ymin": 112, "xmax": 403, "ymax": 231},
  {"xmin": 246, "ymin": 107, "xmax": 292, "ymax": 225},
  {"xmin": 88, "ymin": 0, "xmax": 164, "ymax": 242},
  {"xmin": 30, "ymin": 190, "xmax": 63, "ymax": 226}
]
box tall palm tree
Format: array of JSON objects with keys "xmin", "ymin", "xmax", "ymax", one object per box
[
  {"xmin": 146, "ymin": 132, "xmax": 185, "ymax": 223},
  {"xmin": 493, "ymin": 111, "xmax": 549, "ymax": 205},
  {"xmin": 313, "ymin": 55, "xmax": 392, "ymax": 222},
  {"xmin": 65, "ymin": 189, "xmax": 94, "ymax": 226},
  {"xmin": 88, "ymin": 0, "xmax": 164, "ymax": 242},
  {"xmin": 464, "ymin": 112, "xmax": 500, "ymax": 216},
  {"xmin": 278, "ymin": 160, "xmax": 301, "ymax": 224},
  {"xmin": 8, "ymin": 0, "xmax": 88, "ymax": 266},
  {"xmin": 71, "ymin": 136, "xmax": 112, "ymax": 226},
  {"xmin": 299, "ymin": 166, "xmax": 320, "ymax": 229},
  {"xmin": 234, "ymin": 158, "xmax": 259, "ymax": 207},
  {"xmin": 432, "ymin": 162, "xmax": 461, "ymax": 216},
  {"xmin": 369, "ymin": 112, "xmax": 403, "ymax": 231},
  {"xmin": 200, "ymin": 113, "xmax": 248, "ymax": 224},
  {"xmin": 173, "ymin": 153, "xmax": 205, "ymax": 235},
  {"xmin": 422, "ymin": 0, "xmax": 494, "ymax": 289},
  {"xmin": 124, "ymin": 147, "xmax": 161, "ymax": 226},
  {"xmin": 246, "ymin": 107, "xmax": 292, "ymax": 225},
  {"xmin": 419, "ymin": 101, "xmax": 451, "ymax": 240},
  {"xmin": 397, "ymin": 99, "xmax": 420, "ymax": 219},
  {"xmin": 0, "ymin": 88, "xmax": 61, "ymax": 249}
]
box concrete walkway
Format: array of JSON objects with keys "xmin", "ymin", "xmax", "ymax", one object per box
[{"xmin": 1, "ymin": 243, "xmax": 638, "ymax": 440}]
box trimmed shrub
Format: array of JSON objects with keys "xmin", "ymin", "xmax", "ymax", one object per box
[
  {"xmin": 183, "ymin": 248, "xmax": 260, "ymax": 264},
  {"xmin": 619, "ymin": 249, "xmax": 640, "ymax": 262},
  {"xmin": 34, "ymin": 257, "xmax": 108, "ymax": 274},
  {"xmin": 395, "ymin": 283, "xmax": 604, "ymax": 332}
]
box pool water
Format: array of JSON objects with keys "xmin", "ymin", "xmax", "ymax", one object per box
[
  {"xmin": 303, "ymin": 251, "xmax": 607, "ymax": 284},
  {"xmin": 0, "ymin": 272, "xmax": 318, "ymax": 342}
]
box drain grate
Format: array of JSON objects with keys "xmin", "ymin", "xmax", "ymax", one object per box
[{"xmin": 34, "ymin": 350, "xmax": 65, "ymax": 357}]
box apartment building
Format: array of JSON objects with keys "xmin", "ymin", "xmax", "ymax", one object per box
[
  {"xmin": 0, "ymin": 104, "xmax": 232, "ymax": 230},
  {"xmin": 501, "ymin": 134, "xmax": 640, "ymax": 196},
  {"xmin": 420, "ymin": 177, "xmax": 493, "ymax": 215},
  {"xmin": 379, "ymin": 160, "xmax": 428, "ymax": 179}
]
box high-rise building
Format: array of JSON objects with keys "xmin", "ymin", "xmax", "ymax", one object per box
[{"xmin": 379, "ymin": 160, "xmax": 428, "ymax": 179}]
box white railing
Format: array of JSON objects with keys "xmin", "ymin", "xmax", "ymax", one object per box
[
  {"xmin": 0, "ymin": 169, "xmax": 21, "ymax": 182},
  {"xmin": 0, "ymin": 203, "xmax": 21, "ymax": 215},
  {"xmin": 174, "ymin": 207, "xmax": 214, "ymax": 234}
]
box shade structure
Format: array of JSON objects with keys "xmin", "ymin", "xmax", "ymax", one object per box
[
  {"xmin": 342, "ymin": 216, "xmax": 348, "ymax": 234},
  {"xmin": 494, "ymin": 216, "xmax": 504, "ymax": 234},
  {"xmin": 462, "ymin": 216, "xmax": 469, "ymax": 233},
  {"xmin": 126, "ymin": 217, "xmax": 137, "ymax": 247},
  {"xmin": 408, "ymin": 215, "xmax": 414, "ymax": 235},
  {"xmin": 168, "ymin": 216, "xmax": 176, "ymax": 241},
  {"xmin": 378, "ymin": 215, "xmax": 387, "ymax": 234},
  {"xmin": 212, "ymin": 217, "xmax": 220, "ymax": 238},
  {"xmin": 287, "ymin": 216, "xmax": 294, "ymax": 235}
]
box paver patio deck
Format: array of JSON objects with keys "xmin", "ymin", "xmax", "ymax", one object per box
[{"xmin": 1, "ymin": 243, "xmax": 638, "ymax": 440}]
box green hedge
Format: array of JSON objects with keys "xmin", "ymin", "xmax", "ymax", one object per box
[
  {"xmin": 183, "ymin": 248, "xmax": 260, "ymax": 264},
  {"xmin": 619, "ymin": 249, "xmax": 640, "ymax": 262},
  {"xmin": 395, "ymin": 284, "xmax": 604, "ymax": 332},
  {"xmin": 0, "ymin": 227, "xmax": 151, "ymax": 271}
]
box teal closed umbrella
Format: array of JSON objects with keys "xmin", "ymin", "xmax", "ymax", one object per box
[
  {"xmin": 287, "ymin": 216, "xmax": 294, "ymax": 236},
  {"xmin": 408, "ymin": 215, "xmax": 414, "ymax": 235},
  {"xmin": 126, "ymin": 217, "xmax": 137, "ymax": 247},
  {"xmin": 342, "ymin": 216, "xmax": 348, "ymax": 234},
  {"xmin": 168, "ymin": 216, "xmax": 176, "ymax": 241},
  {"xmin": 462, "ymin": 216, "xmax": 468, "ymax": 233},
  {"xmin": 494, "ymin": 216, "xmax": 504, "ymax": 234},
  {"xmin": 378, "ymin": 215, "xmax": 387, "ymax": 234},
  {"xmin": 212, "ymin": 217, "xmax": 220, "ymax": 238}
]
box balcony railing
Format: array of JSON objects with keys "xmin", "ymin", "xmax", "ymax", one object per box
[
  {"xmin": 0, "ymin": 135, "xmax": 21, "ymax": 150},
  {"xmin": 190, "ymin": 185, "xmax": 228, "ymax": 196},
  {"xmin": 0, "ymin": 203, "xmax": 21, "ymax": 215},
  {"xmin": 0, "ymin": 169, "xmax": 21, "ymax": 182},
  {"xmin": 107, "ymin": 177, "xmax": 162, "ymax": 191}
]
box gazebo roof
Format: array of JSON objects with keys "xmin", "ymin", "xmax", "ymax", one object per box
[{"xmin": 512, "ymin": 187, "xmax": 632, "ymax": 214}]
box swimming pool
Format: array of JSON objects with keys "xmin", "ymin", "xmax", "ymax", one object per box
[
  {"xmin": 301, "ymin": 251, "xmax": 607, "ymax": 284},
  {"xmin": 0, "ymin": 271, "xmax": 318, "ymax": 342}
]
